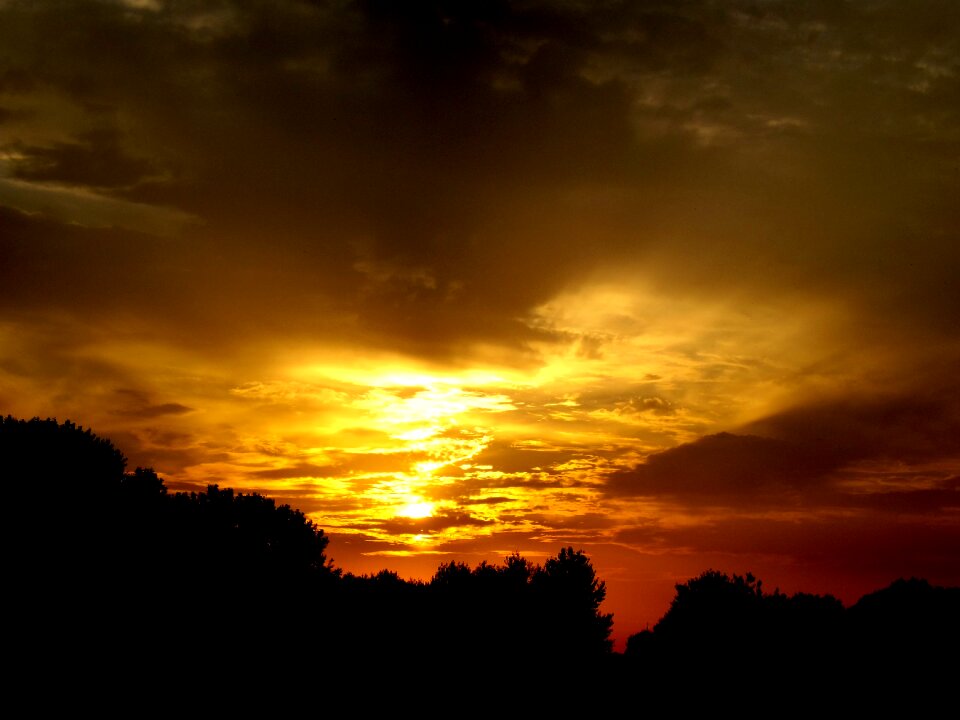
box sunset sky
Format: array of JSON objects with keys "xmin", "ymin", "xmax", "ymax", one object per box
[{"xmin": 2, "ymin": 0, "xmax": 959, "ymax": 642}]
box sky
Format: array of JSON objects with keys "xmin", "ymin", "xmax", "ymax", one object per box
[{"xmin": 2, "ymin": 0, "xmax": 959, "ymax": 643}]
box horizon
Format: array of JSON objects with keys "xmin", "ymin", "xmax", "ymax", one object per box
[
  {"xmin": 5, "ymin": 411, "xmax": 951, "ymax": 648},
  {"xmin": 2, "ymin": 1, "xmax": 959, "ymax": 648}
]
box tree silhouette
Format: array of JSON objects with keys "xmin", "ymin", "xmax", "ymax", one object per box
[
  {"xmin": 533, "ymin": 546, "xmax": 614, "ymax": 660},
  {"xmin": 3, "ymin": 415, "xmax": 341, "ymax": 672},
  {"xmin": 651, "ymin": 569, "xmax": 765, "ymax": 648},
  {"xmin": 624, "ymin": 569, "xmax": 853, "ymax": 699},
  {"xmin": 848, "ymin": 576, "xmax": 960, "ymax": 682}
]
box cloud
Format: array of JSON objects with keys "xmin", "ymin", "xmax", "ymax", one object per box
[
  {"xmin": 116, "ymin": 402, "xmax": 192, "ymax": 418},
  {"xmin": 744, "ymin": 391, "xmax": 960, "ymax": 467},
  {"xmin": 0, "ymin": 0, "xmax": 957, "ymax": 361},
  {"xmin": 838, "ymin": 477, "xmax": 960, "ymax": 514},
  {"xmin": 469, "ymin": 439, "xmax": 576, "ymax": 475},
  {"xmin": 607, "ymin": 388, "xmax": 960, "ymax": 506},
  {"xmin": 522, "ymin": 511, "xmax": 618, "ymax": 532},
  {"xmin": 8, "ymin": 129, "xmax": 156, "ymax": 189},
  {"xmin": 105, "ymin": 428, "xmax": 228, "ymax": 476},
  {"xmin": 0, "ymin": 205, "xmax": 204, "ymax": 324},
  {"xmin": 606, "ymin": 432, "xmax": 839, "ymax": 502},
  {"xmin": 460, "ymin": 496, "xmax": 513, "ymax": 506},
  {"xmin": 618, "ymin": 395, "xmax": 677, "ymax": 417},
  {"xmin": 358, "ymin": 510, "xmax": 494, "ymax": 536},
  {"xmin": 111, "ymin": 389, "xmax": 193, "ymax": 419},
  {"xmin": 248, "ymin": 462, "xmax": 339, "ymax": 480},
  {"xmin": 243, "ymin": 450, "xmax": 435, "ymax": 479}
]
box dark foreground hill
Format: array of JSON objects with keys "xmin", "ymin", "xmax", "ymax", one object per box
[{"xmin": 3, "ymin": 415, "xmax": 958, "ymax": 701}]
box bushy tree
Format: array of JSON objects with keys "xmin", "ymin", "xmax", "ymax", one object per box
[
  {"xmin": 532, "ymin": 546, "xmax": 614, "ymax": 659},
  {"xmin": 624, "ymin": 568, "xmax": 848, "ymax": 691},
  {"xmin": 652, "ymin": 569, "xmax": 765, "ymax": 644}
]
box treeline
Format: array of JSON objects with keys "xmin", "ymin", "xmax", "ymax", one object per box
[
  {"xmin": 3, "ymin": 416, "xmax": 612, "ymax": 679},
  {"xmin": 4, "ymin": 416, "xmax": 958, "ymax": 694},
  {"xmin": 625, "ymin": 569, "xmax": 959, "ymax": 695}
]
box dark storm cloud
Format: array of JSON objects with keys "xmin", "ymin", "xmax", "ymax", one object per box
[
  {"xmin": 0, "ymin": 0, "xmax": 957, "ymax": 357},
  {"xmin": 606, "ymin": 432, "xmax": 839, "ymax": 501},
  {"xmin": 744, "ymin": 391, "xmax": 960, "ymax": 466},
  {"xmin": 608, "ymin": 390, "xmax": 960, "ymax": 506}
]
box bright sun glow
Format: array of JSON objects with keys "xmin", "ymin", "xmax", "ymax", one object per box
[
  {"xmin": 396, "ymin": 500, "xmax": 435, "ymax": 519},
  {"xmin": 173, "ymin": 283, "xmax": 857, "ymax": 555}
]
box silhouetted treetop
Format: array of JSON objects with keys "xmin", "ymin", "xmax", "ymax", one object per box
[
  {"xmin": 652, "ymin": 569, "xmax": 765, "ymax": 642},
  {"xmin": 539, "ymin": 546, "xmax": 609, "ymax": 610},
  {"xmin": 849, "ymin": 576, "xmax": 960, "ymax": 642},
  {"xmin": 2, "ymin": 415, "xmax": 126, "ymax": 489},
  {"xmin": 3, "ymin": 415, "xmax": 334, "ymax": 591}
]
